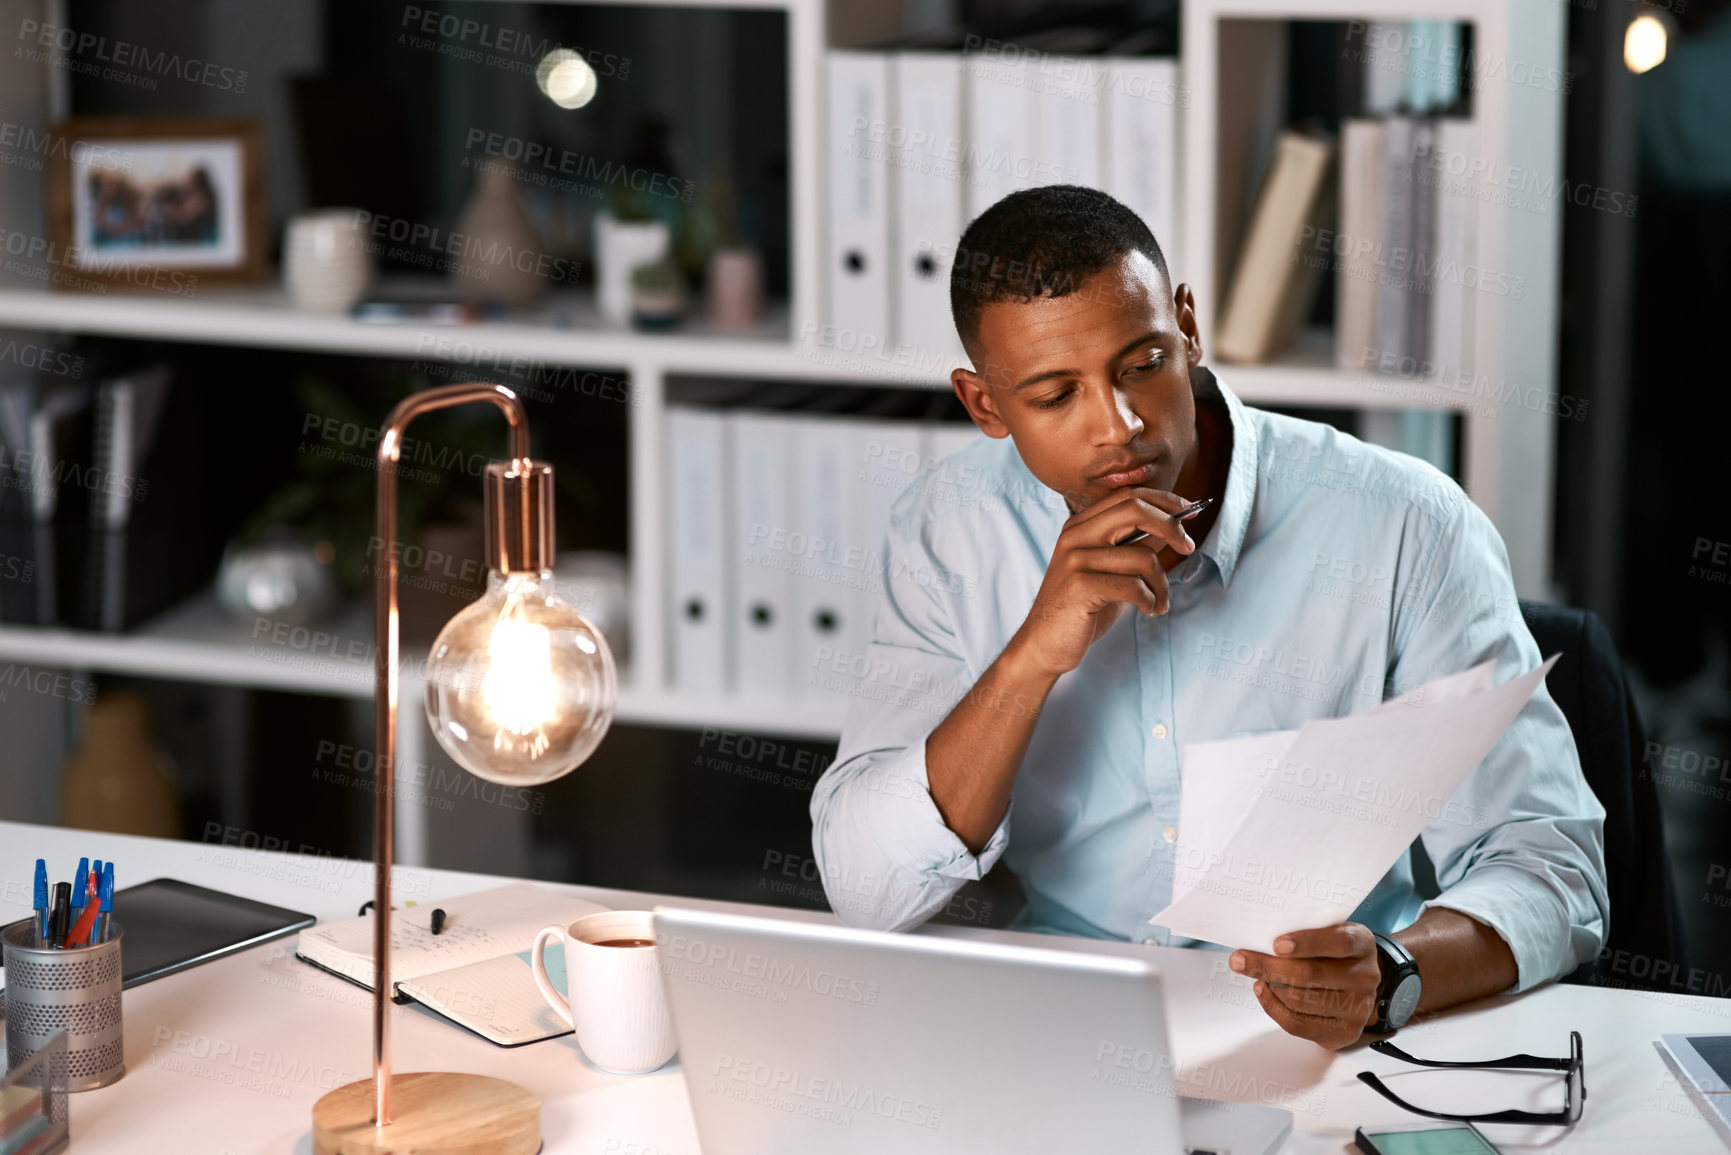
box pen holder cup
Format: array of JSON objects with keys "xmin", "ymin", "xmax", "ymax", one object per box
[{"xmin": 3, "ymin": 918, "xmax": 125, "ymax": 1091}]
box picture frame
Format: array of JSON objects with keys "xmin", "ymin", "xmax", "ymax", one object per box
[{"xmin": 47, "ymin": 116, "xmax": 267, "ymax": 292}]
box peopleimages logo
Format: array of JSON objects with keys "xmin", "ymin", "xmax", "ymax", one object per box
[
  {"xmin": 0, "ymin": 338, "xmax": 82, "ymax": 378},
  {"xmin": 399, "ymin": 4, "xmax": 629, "ymax": 79},
  {"xmin": 662, "ymin": 933, "xmax": 879, "ymax": 1006},
  {"xmin": 17, "ymin": 19, "xmax": 249, "ymax": 92},
  {"xmin": 709, "ymin": 1054, "xmax": 944, "ymax": 1130},
  {"xmin": 0, "ymin": 225, "xmax": 199, "ymax": 296},
  {"xmin": 350, "ymin": 208, "xmax": 581, "ymax": 287},
  {"xmin": 0, "ymin": 121, "xmax": 134, "ymax": 172},
  {"xmin": 464, "ymin": 130, "xmax": 694, "ymax": 202}
]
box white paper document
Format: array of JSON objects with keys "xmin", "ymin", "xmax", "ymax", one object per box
[{"xmin": 1149, "ymin": 655, "xmax": 1559, "ymax": 952}]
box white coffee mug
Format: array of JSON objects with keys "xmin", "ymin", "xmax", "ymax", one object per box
[
  {"xmin": 283, "ymin": 208, "xmax": 372, "ymax": 312},
  {"xmin": 531, "ymin": 910, "xmax": 676, "ymax": 1074}
]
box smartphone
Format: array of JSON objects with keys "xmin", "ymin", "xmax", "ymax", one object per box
[{"xmin": 1355, "ymin": 1121, "xmax": 1502, "ymax": 1155}]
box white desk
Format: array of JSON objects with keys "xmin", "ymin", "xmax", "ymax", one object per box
[{"xmin": 0, "ymin": 820, "xmax": 1722, "ymax": 1153}]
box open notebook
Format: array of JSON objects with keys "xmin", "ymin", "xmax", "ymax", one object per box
[{"xmin": 295, "ymin": 882, "xmax": 607, "ymax": 1046}]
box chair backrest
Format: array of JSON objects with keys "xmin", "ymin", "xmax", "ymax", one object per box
[{"xmin": 1518, "ymin": 600, "xmax": 1687, "ymax": 990}]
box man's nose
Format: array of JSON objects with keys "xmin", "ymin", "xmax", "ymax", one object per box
[{"xmin": 1089, "ymin": 383, "xmax": 1143, "ymax": 444}]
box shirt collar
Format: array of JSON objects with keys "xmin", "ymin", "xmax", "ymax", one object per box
[{"xmin": 1195, "ymin": 370, "xmax": 1258, "ymax": 590}]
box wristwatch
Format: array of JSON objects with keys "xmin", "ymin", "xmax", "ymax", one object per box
[{"xmin": 1368, "ymin": 932, "xmax": 1422, "ymax": 1035}]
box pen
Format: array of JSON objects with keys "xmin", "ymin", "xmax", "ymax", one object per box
[
  {"xmin": 1113, "ymin": 496, "xmax": 1213, "ymax": 547},
  {"xmin": 48, "ymin": 881, "xmax": 70, "ymax": 949},
  {"xmin": 431, "ymin": 908, "xmax": 447, "ymax": 936},
  {"xmin": 64, "ymin": 872, "xmax": 99, "ymax": 948},
  {"xmin": 33, "ymin": 858, "xmax": 47, "ymax": 948},
  {"xmin": 97, "ymin": 862, "xmax": 114, "ymax": 943},
  {"xmin": 72, "ymin": 857, "xmax": 89, "ymax": 918}
]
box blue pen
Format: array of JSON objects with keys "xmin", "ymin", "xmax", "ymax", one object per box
[
  {"xmin": 97, "ymin": 862, "xmax": 114, "ymax": 943},
  {"xmin": 34, "ymin": 858, "xmax": 48, "ymax": 947},
  {"xmin": 72, "ymin": 857, "xmax": 89, "ymax": 918}
]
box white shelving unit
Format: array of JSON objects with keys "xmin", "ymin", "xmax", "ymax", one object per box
[
  {"xmin": 0, "ymin": 277, "xmax": 891, "ymax": 748},
  {"xmin": 0, "ymin": 0, "xmax": 1567, "ymax": 835}
]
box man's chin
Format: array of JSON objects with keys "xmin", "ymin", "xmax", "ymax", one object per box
[
  {"xmin": 1059, "ymin": 484, "xmax": 1108, "ymax": 516},
  {"xmin": 1063, "ymin": 478, "xmax": 1177, "ymax": 514}
]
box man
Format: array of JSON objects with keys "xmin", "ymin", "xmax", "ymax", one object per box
[{"xmin": 810, "ymin": 185, "xmax": 1608, "ymax": 1049}]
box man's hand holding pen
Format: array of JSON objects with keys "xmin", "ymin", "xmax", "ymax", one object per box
[
  {"xmin": 1005, "ymin": 489, "xmax": 1211, "ymax": 680},
  {"xmin": 926, "ymin": 488, "xmax": 1210, "ymax": 855}
]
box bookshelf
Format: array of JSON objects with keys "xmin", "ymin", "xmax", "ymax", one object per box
[
  {"xmin": 0, "ymin": 0, "xmax": 1569, "ymax": 861},
  {"xmin": 1183, "ymin": 0, "xmax": 1567, "ymax": 598}
]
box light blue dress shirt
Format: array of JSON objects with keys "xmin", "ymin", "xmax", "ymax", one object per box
[{"xmin": 810, "ymin": 375, "xmax": 1608, "ymax": 992}]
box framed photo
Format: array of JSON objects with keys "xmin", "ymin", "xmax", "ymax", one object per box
[{"xmin": 48, "ymin": 117, "xmax": 266, "ymax": 291}]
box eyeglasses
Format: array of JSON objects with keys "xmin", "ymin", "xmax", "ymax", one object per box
[{"xmin": 1356, "ymin": 1030, "xmax": 1585, "ymax": 1126}]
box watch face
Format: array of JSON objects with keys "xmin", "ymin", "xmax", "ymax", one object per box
[{"xmin": 1388, "ymin": 973, "xmax": 1422, "ymax": 1028}]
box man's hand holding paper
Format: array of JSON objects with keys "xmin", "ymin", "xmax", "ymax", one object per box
[{"xmin": 1151, "ymin": 655, "xmax": 1562, "ymax": 953}]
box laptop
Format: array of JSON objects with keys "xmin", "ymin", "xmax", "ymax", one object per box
[
  {"xmin": 1657, "ymin": 1034, "xmax": 1731, "ymax": 1148},
  {"xmin": 652, "ymin": 907, "xmax": 1294, "ymax": 1155}
]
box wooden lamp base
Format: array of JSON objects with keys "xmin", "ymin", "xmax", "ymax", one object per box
[{"xmin": 312, "ymin": 1072, "xmax": 541, "ymax": 1155}]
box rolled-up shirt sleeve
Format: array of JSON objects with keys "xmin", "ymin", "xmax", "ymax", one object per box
[
  {"xmin": 810, "ymin": 508, "xmax": 1011, "ymax": 932},
  {"xmin": 1391, "ymin": 488, "xmax": 1609, "ymax": 992}
]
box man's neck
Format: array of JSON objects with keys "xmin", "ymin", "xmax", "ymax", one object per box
[{"xmin": 1161, "ymin": 368, "xmax": 1232, "ymax": 568}]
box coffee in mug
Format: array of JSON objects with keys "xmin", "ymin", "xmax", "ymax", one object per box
[{"xmin": 531, "ymin": 910, "xmax": 676, "ymax": 1074}]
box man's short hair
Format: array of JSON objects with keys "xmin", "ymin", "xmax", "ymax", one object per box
[{"xmin": 950, "ymin": 184, "xmax": 1171, "ymax": 355}]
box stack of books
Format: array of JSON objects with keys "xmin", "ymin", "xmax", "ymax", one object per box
[
  {"xmin": 1335, "ymin": 114, "xmax": 1478, "ymax": 383},
  {"xmin": 1213, "ymin": 17, "xmax": 1481, "ymax": 436}
]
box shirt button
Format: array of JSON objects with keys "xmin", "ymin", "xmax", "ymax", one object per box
[
  {"xmin": 1142, "ymin": 936, "xmax": 1160, "ymax": 946},
  {"xmin": 1162, "ymin": 826, "xmax": 1178, "ymax": 843},
  {"xmin": 1151, "ymin": 723, "xmax": 1169, "ymax": 740}
]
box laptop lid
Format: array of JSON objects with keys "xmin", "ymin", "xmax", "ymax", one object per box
[{"xmin": 653, "ymin": 906, "xmax": 1189, "ymax": 1154}]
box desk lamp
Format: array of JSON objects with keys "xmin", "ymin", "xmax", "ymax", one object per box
[{"xmin": 312, "ymin": 383, "xmax": 616, "ymax": 1155}]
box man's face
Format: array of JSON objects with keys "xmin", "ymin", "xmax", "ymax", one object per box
[{"xmin": 952, "ymin": 250, "xmax": 1205, "ymax": 513}]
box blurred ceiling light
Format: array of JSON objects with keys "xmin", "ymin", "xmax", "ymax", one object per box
[
  {"xmin": 536, "ymin": 48, "xmax": 598, "ymax": 109},
  {"xmin": 1625, "ymin": 13, "xmax": 1668, "ymax": 74}
]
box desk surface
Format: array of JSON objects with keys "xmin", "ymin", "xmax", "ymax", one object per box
[{"xmin": 0, "ymin": 820, "xmax": 1722, "ymax": 1154}]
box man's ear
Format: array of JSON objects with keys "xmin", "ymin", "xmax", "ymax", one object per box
[
  {"xmin": 951, "ymin": 363, "xmax": 1012, "ymax": 439},
  {"xmin": 1173, "ymin": 282, "xmax": 1205, "ymax": 368}
]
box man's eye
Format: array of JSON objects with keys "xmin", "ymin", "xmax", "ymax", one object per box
[
  {"xmin": 1034, "ymin": 389, "xmax": 1071, "ymax": 410},
  {"xmin": 1131, "ymin": 358, "xmax": 1161, "ymax": 375}
]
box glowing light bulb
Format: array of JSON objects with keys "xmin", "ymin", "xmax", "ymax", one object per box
[
  {"xmin": 483, "ymin": 616, "xmax": 555, "ymax": 736},
  {"xmin": 425, "ymin": 570, "xmax": 616, "ymax": 785},
  {"xmin": 536, "ymin": 48, "xmax": 598, "ymax": 109},
  {"xmin": 1625, "ymin": 14, "xmax": 1667, "ymax": 74}
]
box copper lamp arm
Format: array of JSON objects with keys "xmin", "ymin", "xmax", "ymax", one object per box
[{"xmin": 368, "ymin": 382, "xmax": 532, "ymax": 1127}]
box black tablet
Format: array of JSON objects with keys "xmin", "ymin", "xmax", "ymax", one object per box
[
  {"xmin": 111, "ymin": 878, "xmax": 316, "ymax": 988},
  {"xmin": 3, "ymin": 878, "xmax": 316, "ymax": 988}
]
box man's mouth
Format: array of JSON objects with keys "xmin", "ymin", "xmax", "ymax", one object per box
[{"xmin": 1093, "ymin": 457, "xmax": 1163, "ymax": 488}]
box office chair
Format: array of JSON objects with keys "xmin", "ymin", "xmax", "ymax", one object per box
[{"xmin": 1518, "ymin": 600, "xmax": 1687, "ymax": 991}]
